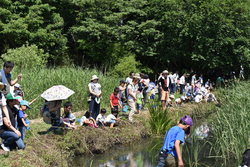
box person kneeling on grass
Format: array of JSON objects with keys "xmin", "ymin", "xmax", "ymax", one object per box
[
  {"xmin": 156, "ymin": 115, "xmax": 193, "ymax": 167},
  {"xmin": 80, "ymin": 111, "xmax": 98, "ymax": 128},
  {"xmin": 96, "ymin": 108, "xmax": 106, "ymax": 127},
  {"xmin": 105, "ymin": 109, "xmax": 120, "ymax": 128},
  {"xmin": 62, "ymin": 102, "xmax": 77, "ymax": 129}
]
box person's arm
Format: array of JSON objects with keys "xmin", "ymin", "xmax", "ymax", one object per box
[
  {"xmin": 21, "ymin": 118, "xmax": 29, "ymax": 127},
  {"xmin": 1, "ymin": 106, "xmax": 11, "ymax": 126},
  {"xmin": 88, "ymin": 84, "xmax": 97, "ymax": 96},
  {"xmin": 175, "ymin": 140, "xmax": 184, "ymax": 167},
  {"xmin": 110, "ymin": 95, "xmax": 114, "ymax": 108},
  {"xmin": 10, "ymin": 74, "xmax": 22, "ymax": 86},
  {"xmin": 128, "ymin": 87, "xmax": 136, "ymax": 100},
  {"xmin": 3, "ymin": 117, "xmax": 21, "ymax": 136}
]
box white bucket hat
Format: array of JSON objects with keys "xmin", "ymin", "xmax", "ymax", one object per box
[
  {"xmin": 91, "ymin": 75, "xmax": 99, "ymax": 81},
  {"xmin": 162, "ymin": 70, "xmax": 169, "ymax": 74}
]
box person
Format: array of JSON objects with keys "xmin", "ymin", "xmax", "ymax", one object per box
[
  {"xmin": 240, "ymin": 149, "xmax": 250, "ymax": 167},
  {"xmin": 125, "ymin": 72, "xmax": 134, "ymax": 85},
  {"xmin": 136, "ymin": 90, "xmax": 143, "ymax": 114},
  {"xmin": 80, "ymin": 111, "xmax": 98, "ymax": 128},
  {"xmin": 109, "ymin": 87, "xmax": 122, "ymax": 112},
  {"xmin": 198, "ymin": 74, "xmax": 204, "ymax": 86},
  {"xmin": 157, "ymin": 115, "xmax": 193, "ymax": 167},
  {"xmin": 0, "ymin": 84, "xmax": 11, "ymax": 127},
  {"xmin": 127, "ymin": 73, "xmax": 140, "ymax": 122},
  {"xmin": 62, "ymin": 102, "xmax": 76, "ymax": 129},
  {"xmin": 96, "ymin": 108, "xmax": 106, "ymax": 127},
  {"xmin": 179, "ymin": 74, "xmax": 186, "ymax": 95},
  {"xmin": 191, "ymin": 73, "xmax": 197, "ymax": 88},
  {"xmin": 239, "ymin": 65, "xmax": 245, "ymax": 80},
  {"xmin": 119, "ymin": 80, "xmax": 127, "ymax": 103},
  {"xmin": 0, "ymin": 93, "xmax": 24, "ymax": 151},
  {"xmin": 169, "ymin": 72, "xmax": 175, "ymax": 94},
  {"xmin": 0, "ymin": 61, "xmax": 22, "ymax": 95},
  {"xmin": 17, "ymin": 100, "xmax": 31, "ymax": 140},
  {"xmin": 158, "ymin": 70, "xmax": 170, "ymax": 110},
  {"xmin": 88, "ymin": 75, "xmax": 101, "ymax": 120},
  {"xmin": 141, "ymin": 74, "xmax": 150, "ymax": 104},
  {"xmin": 216, "ymin": 76, "xmax": 224, "ymax": 87},
  {"xmin": 41, "ymin": 100, "xmax": 62, "ymax": 127},
  {"xmin": 105, "ymin": 109, "xmax": 120, "ymax": 128},
  {"xmin": 13, "ymin": 83, "xmax": 24, "ymax": 98}
]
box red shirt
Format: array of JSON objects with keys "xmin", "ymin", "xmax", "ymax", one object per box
[{"xmin": 109, "ymin": 93, "xmax": 120, "ymax": 106}]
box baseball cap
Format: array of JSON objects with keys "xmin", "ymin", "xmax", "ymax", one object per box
[
  {"xmin": 20, "ymin": 100, "xmax": 31, "ymax": 109},
  {"xmin": 180, "ymin": 115, "xmax": 193, "ymax": 126},
  {"xmin": 5, "ymin": 93, "xmax": 20, "ymax": 100}
]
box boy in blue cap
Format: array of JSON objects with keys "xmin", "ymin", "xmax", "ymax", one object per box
[
  {"xmin": 17, "ymin": 100, "xmax": 31, "ymax": 140},
  {"xmin": 157, "ymin": 115, "xmax": 193, "ymax": 167}
]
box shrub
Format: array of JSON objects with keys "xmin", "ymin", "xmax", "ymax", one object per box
[{"xmin": 1, "ymin": 44, "xmax": 49, "ymax": 69}]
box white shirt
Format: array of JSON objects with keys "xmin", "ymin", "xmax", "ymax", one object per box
[
  {"xmin": 127, "ymin": 83, "xmax": 138, "ymax": 100},
  {"xmin": 191, "ymin": 75, "xmax": 196, "ymax": 85},
  {"xmin": 96, "ymin": 114, "xmax": 106, "ymax": 123},
  {"xmin": 80, "ymin": 116, "xmax": 87, "ymax": 126},
  {"xmin": 173, "ymin": 73, "xmax": 179, "ymax": 83},
  {"xmin": 88, "ymin": 82, "xmax": 101, "ymax": 95},
  {"xmin": 105, "ymin": 114, "xmax": 116, "ymax": 123},
  {"xmin": 0, "ymin": 94, "xmax": 7, "ymax": 126},
  {"xmin": 169, "ymin": 74, "xmax": 175, "ymax": 84},
  {"xmin": 179, "ymin": 76, "xmax": 185, "ymax": 85},
  {"xmin": 125, "ymin": 77, "xmax": 133, "ymax": 85}
]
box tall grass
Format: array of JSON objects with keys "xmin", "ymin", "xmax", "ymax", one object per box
[
  {"xmin": 211, "ymin": 81, "xmax": 250, "ymax": 165},
  {"xmin": 147, "ymin": 102, "xmax": 173, "ymax": 135},
  {"xmin": 11, "ymin": 67, "xmax": 119, "ymax": 119}
]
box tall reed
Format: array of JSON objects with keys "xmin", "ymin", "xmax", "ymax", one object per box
[{"xmin": 11, "ymin": 67, "xmax": 119, "ymax": 119}]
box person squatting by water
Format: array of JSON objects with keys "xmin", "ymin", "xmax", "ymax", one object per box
[{"xmin": 156, "ymin": 115, "xmax": 193, "ymax": 167}]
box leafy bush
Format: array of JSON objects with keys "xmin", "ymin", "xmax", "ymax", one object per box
[
  {"xmin": 2, "ymin": 44, "xmax": 49, "ymax": 69},
  {"xmin": 109, "ymin": 53, "xmax": 141, "ymax": 77}
]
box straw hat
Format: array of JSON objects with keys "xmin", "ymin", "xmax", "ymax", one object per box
[
  {"xmin": 162, "ymin": 70, "xmax": 169, "ymax": 74},
  {"xmin": 169, "ymin": 95, "xmax": 175, "ymax": 99},
  {"xmin": 133, "ymin": 73, "xmax": 141, "ymax": 79},
  {"xmin": 0, "ymin": 82, "xmax": 6, "ymax": 90},
  {"xmin": 91, "ymin": 75, "xmax": 99, "ymax": 81}
]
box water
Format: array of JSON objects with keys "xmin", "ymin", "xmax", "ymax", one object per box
[{"xmin": 72, "ymin": 138, "xmax": 162, "ymax": 167}]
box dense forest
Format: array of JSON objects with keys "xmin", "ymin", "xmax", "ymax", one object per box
[{"xmin": 1, "ymin": 0, "xmax": 250, "ymax": 77}]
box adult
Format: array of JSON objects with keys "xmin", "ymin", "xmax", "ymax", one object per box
[
  {"xmin": 158, "ymin": 70, "xmax": 170, "ymax": 110},
  {"xmin": 179, "ymin": 74, "xmax": 186, "ymax": 95},
  {"xmin": 127, "ymin": 73, "xmax": 140, "ymax": 122},
  {"xmin": 169, "ymin": 72, "xmax": 175, "ymax": 94},
  {"xmin": 125, "ymin": 72, "xmax": 134, "ymax": 85},
  {"xmin": 62, "ymin": 102, "xmax": 76, "ymax": 129},
  {"xmin": 0, "ymin": 61, "xmax": 22, "ymax": 95},
  {"xmin": 119, "ymin": 80, "xmax": 127, "ymax": 103},
  {"xmin": 0, "ymin": 93, "xmax": 25, "ymax": 151},
  {"xmin": 191, "ymin": 73, "xmax": 197, "ymax": 87},
  {"xmin": 157, "ymin": 116, "xmax": 193, "ymax": 167},
  {"xmin": 88, "ymin": 75, "xmax": 102, "ymax": 120},
  {"xmin": 141, "ymin": 74, "xmax": 150, "ymax": 104}
]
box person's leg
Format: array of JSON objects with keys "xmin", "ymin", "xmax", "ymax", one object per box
[
  {"xmin": 18, "ymin": 126, "xmax": 26, "ymax": 141},
  {"xmin": 143, "ymin": 90, "xmax": 147, "ymax": 105},
  {"xmin": 15, "ymin": 138, "xmax": 25, "ymax": 149},
  {"xmin": 128, "ymin": 99, "xmax": 136, "ymax": 122},
  {"xmin": 1, "ymin": 131, "xmax": 20, "ymax": 148},
  {"xmin": 165, "ymin": 154, "xmax": 177, "ymax": 167},
  {"xmin": 92, "ymin": 102, "xmax": 100, "ymax": 120},
  {"xmin": 161, "ymin": 90, "xmax": 167, "ymax": 110},
  {"xmin": 89, "ymin": 99, "xmax": 95, "ymax": 118}
]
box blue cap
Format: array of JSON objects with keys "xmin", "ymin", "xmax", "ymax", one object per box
[{"xmin": 20, "ymin": 100, "xmax": 31, "ymax": 109}]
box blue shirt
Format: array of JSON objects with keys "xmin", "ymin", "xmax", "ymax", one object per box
[
  {"xmin": 17, "ymin": 110, "xmax": 25, "ymax": 127},
  {"xmin": 161, "ymin": 126, "xmax": 185, "ymax": 157}
]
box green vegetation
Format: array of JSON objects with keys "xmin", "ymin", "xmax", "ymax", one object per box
[
  {"xmin": 1, "ymin": 0, "xmax": 250, "ymax": 75},
  {"xmin": 10, "ymin": 67, "xmax": 119, "ymax": 119},
  {"xmin": 211, "ymin": 81, "xmax": 250, "ymax": 165}
]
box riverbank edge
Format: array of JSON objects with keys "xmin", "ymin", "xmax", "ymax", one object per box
[{"xmin": 0, "ymin": 111, "xmax": 152, "ymax": 167}]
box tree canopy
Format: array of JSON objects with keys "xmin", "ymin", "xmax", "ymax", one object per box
[{"xmin": 1, "ymin": 0, "xmax": 250, "ymax": 77}]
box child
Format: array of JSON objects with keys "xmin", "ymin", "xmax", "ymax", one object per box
[
  {"xmin": 80, "ymin": 111, "xmax": 98, "ymax": 128},
  {"xmin": 13, "ymin": 83, "xmax": 24, "ymax": 98},
  {"xmin": 105, "ymin": 110, "xmax": 120, "ymax": 128},
  {"xmin": 109, "ymin": 87, "xmax": 122, "ymax": 112},
  {"xmin": 62, "ymin": 102, "xmax": 77, "ymax": 129},
  {"xmin": 156, "ymin": 115, "xmax": 193, "ymax": 167},
  {"xmin": 17, "ymin": 100, "xmax": 31, "ymax": 140},
  {"xmin": 96, "ymin": 108, "xmax": 106, "ymax": 126},
  {"xmin": 136, "ymin": 90, "xmax": 143, "ymax": 114}
]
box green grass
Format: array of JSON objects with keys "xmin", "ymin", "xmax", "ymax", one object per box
[
  {"xmin": 210, "ymin": 81, "xmax": 250, "ymax": 165},
  {"xmin": 11, "ymin": 67, "xmax": 119, "ymax": 119}
]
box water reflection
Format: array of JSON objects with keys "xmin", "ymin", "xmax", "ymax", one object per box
[{"xmin": 72, "ymin": 138, "xmax": 162, "ymax": 167}]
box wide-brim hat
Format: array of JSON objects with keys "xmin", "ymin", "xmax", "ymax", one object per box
[
  {"xmin": 6, "ymin": 93, "xmax": 20, "ymax": 100},
  {"xmin": 133, "ymin": 73, "xmax": 141, "ymax": 79},
  {"xmin": 14, "ymin": 83, "xmax": 21, "ymax": 88},
  {"xmin": 91, "ymin": 75, "xmax": 99, "ymax": 81},
  {"xmin": 162, "ymin": 70, "xmax": 169, "ymax": 74}
]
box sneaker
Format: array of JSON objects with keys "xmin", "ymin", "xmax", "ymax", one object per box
[{"xmin": 1, "ymin": 144, "xmax": 10, "ymax": 152}]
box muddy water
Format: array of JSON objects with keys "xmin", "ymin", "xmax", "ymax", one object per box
[{"xmin": 72, "ymin": 138, "xmax": 162, "ymax": 167}]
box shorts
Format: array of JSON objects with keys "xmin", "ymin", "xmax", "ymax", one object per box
[
  {"xmin": 161, "ymin": 90, "xmax": 169, "ymax": 101},
  {"xmin": 136, "ymin": 103, "xmax": 142, "ymax": 110},
  {"xmin": 106, "ymin": 120, "xmax": 116, "ymax": 124}
]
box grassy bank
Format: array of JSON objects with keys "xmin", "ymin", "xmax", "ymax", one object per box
[
  {"xmin": 0, "ymin": 112, "xmax": 151, "ymax": 167},
  {"xmin": 11, "ymin": 67, "xmax": 119, "ymax": 119},
  {"xmin": 210, "ymin": 81, "xmax": 250, "ymax": 165}
]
